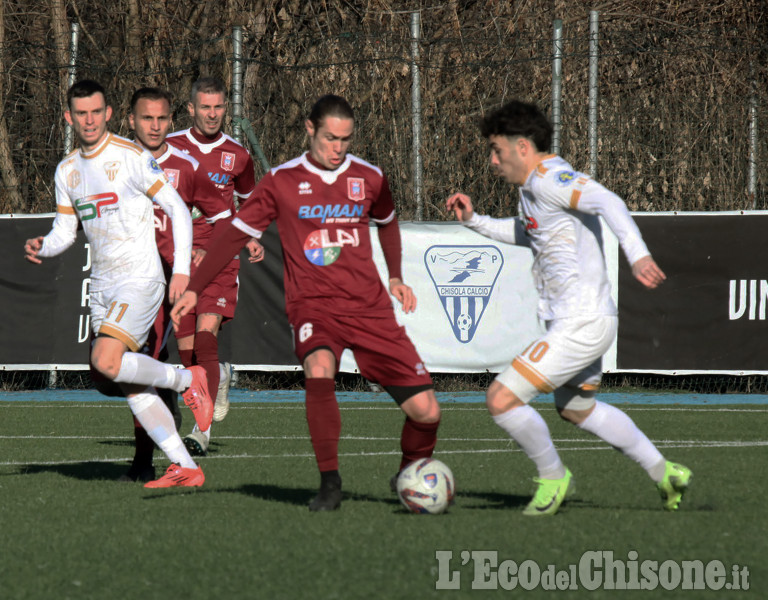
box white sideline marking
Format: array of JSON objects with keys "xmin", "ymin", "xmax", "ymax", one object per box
[
  {"xmin": 1, "ymin": 439, "xmax": 766, "ymax": 467},
  {"xmin": 7, "ymin": 404, "xmax": 768, "ymax": 414}
]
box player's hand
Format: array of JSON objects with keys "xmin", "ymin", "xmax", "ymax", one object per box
[
  {"xmin": 168, "ymin": 273, "xmax": 190, "ymax": 304},
  {"xmin": 632, "ymin": 255, "xmax": 666, "ymax": 289},
  {"xmin": 246, "ymin": 238, "xmax": 265, "ymax": 263},
  {"xmin": 171, "ymin": 290, "xmax": 198, "ymax": 328},
  {"xmin": 445, "ymin": 192, "xmax": 475, "ymax": 222},
  {"xmin": 24, "ymin": 236, "xmax": 44, "ymax": 264},
  {"xmin": 390, "ymin": 277, "xmax": 417, "ymax": 313},
  {"xmin": 191, "ymin": 248, "xmax": 207, "ymax": 267}
]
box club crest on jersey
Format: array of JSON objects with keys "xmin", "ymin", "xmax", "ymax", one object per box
[
  {"xmin": 67, "ymin": 169, "xmax": 81, "ymax": 190},
  {"xmin": 164, "ymin": 168, "xmax": 180, "ymax": 189},
  {"xmin": 104, "ymin": 161, "xmax": 121, "ymax": 182},
  {"xmin": 221, "ymin": 152, "xmax": 236, "ymax": 171},
  {"xmin": 147, "ymin": 157, "xmax": 162, "ymax": 174},
  {"xmin": 347, "ymin": 178, "xmax": 365, "ymax": 201},
  {"xmin": 554, "ymin": 170, "xmax": 576, "ymax": 186},
  {"xmin": 424, "ymin": 245, "xmax": 504, "ymax": 343}
]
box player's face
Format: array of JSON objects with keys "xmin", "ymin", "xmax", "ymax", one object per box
[
  {"xmin": 188, "ymin": 91, "xmax": 227, "ymax": 137},
  {"xmin": 129, "ymin": 98, "xmax": 172, "ymax": 156},
  {"xmin": 488, "ymin": 135, "xmax": 529, "ymax": 186},
  {"xmin": 65, "ymin": 93, "xmax": 112, "ymax": 152},
  {"xmin": 306, "ymin": 116, "xmax": 355, "ymax": 170}
]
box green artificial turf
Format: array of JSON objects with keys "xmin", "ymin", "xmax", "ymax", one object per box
[{"xmin": 1, "ymin": 400, "xmax": 765, "ymax": 599}]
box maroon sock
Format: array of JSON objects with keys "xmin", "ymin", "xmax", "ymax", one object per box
[
  {"xmin": 193, "ymin": 331, "xmax": 220, "ymax": 407},
  {"xmin": 399, "ymin": 417, "xmax": 440, "ymax": 471},
  {"xmin": 305, "ymin": 378, "xmax": 340, "ymax": 472},
  {"xmin": 178, "ymin": 349, "xmax": 194, "ymax": 368}
]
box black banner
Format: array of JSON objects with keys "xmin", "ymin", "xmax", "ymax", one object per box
[
  {"xmin": 617, "ymin": 214, "xmax": 768, "ymax": 371},
  {"xmin": 0, "ymin": 216, "xmax": 297, "ymax": 368}
]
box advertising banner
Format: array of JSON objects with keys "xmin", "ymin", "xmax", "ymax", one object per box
[{"xmin": 617, "ymin": 213, "xmax": 768, "ymax": 373}]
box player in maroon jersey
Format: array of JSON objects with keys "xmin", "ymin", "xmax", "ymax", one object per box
[
  {"xmin": 166, "ymin": 77, "xmax": 260, "ymax": 456},
  {"xmin": 115, "ymin": 87, "xmax": 261, "ymax": 480},
  {"xmin": 172, "ymin": 95, "xmax": 442, "ymax": 511}
]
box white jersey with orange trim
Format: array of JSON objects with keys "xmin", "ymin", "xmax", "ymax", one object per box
[
  {"xmin": 466, "ymin": 155, "xmax": 650, "ymax": 320},
  {"xmin": 39, "ymin": 133, "xmax": 192, "ymax": 292}
]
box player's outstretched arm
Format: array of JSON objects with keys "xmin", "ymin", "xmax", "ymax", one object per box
[
  {"xmin": 171, "ymin": 290, "xmax": 198, "ymax": 327},
  {"xmin": 446, "ymin": 192, "xmax": 475, "ymax": 222},
  {"xmin": 631, "ymin": 255, "xmax": 666, "ymax": 289},
  {"xmin": 389, "ymin": 277, "xmax": 417, "ymax": 313},
  {"xmin": 24, "ymin": 236, "xmax": 44, "ymax": 264}
]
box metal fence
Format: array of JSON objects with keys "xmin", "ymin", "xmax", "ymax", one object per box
[{"xmin": 0, "ymin": 3, "xmax": 765, "ymax": 218}]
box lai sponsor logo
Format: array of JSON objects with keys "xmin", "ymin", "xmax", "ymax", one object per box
[{"xmin": 424, "ymin": 245, "xmax": 503, "ymax": 343}]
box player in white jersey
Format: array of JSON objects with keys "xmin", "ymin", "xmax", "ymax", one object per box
[
  {"xmin": 23, "ymin": 80, "xmax": 214, "ymax": 489},
  {"xmin": 446, "ymin": 100, "xmax": 692, "ymax": 515}
]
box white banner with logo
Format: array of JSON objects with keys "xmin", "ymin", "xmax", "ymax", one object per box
[{"xmin": 340, "ymin": 221, "xmax": 550, "ymax": 374}]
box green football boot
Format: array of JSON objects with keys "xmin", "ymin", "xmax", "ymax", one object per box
[
  {"xmin": 523, "ymin": 468, "xmax": 574, "ymax": 517},
  {"xmin": 657, "ymin": 461, "xmax": 692, "ymax": 511}
]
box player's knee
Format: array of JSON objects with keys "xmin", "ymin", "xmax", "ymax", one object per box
[
  {"xmin": 486, "ymin": 380, "xmax": 522, "ymax": 416},
  {"xmin": 410, "ymin": 393, "xmax": 441, "ymax": 423},
  {"xmin": 303, "ymin": 348, "xmax": 336, "ymax": 379},
  {"xmin": 554, "ymin": 386, "xmax": 596, "ymax": 424},
  {"xmin": 90, "ymin": 351, "xmax": 121, "ymax": 381}
]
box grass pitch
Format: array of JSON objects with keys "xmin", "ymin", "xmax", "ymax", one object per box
[{"xmin": 1, "ymin": 397, "xmax": 766, "ymax": 599}]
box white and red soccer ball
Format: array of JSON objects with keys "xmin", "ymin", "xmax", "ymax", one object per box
[{"xmin": 396, "ymin": 458, "xmax": 455, "ymax": 514}]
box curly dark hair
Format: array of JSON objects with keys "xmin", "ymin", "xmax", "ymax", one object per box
[{"xmin": 480, "ymin": 100, "xmax": 552, "ymax": 152}]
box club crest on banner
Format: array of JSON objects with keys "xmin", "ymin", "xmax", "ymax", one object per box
[{"xmin": 424, "ymin": 245, "xmax": 504, "ymax": 343}]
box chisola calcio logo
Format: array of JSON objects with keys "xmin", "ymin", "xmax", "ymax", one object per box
[{"xmin": 425, "ymin": 245, "xmax": 504, "ymax": 343}]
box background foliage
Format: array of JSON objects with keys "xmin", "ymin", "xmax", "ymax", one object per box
[{"xmin": 0, "ymin": 0, "xmax": 765, "ymax": 217}]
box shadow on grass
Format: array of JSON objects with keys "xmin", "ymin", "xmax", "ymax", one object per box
[
  {"xmin": 235, "ymin": 483, "xmax": 404, "ymax": 508},
  {"xmin": 453, "ymin": 490, "xmax": 531, "ymax": 510},
  {"xmin": 15, "ymin": 460, "xmax": 130, "ymax": 481},
  {"xmin": 97, "ymin": 439, "xmax": 223, "ymax": 454}
]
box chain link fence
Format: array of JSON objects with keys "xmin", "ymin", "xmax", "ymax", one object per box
[
  {"xmin": 1, "ymin": 1, "xmax": 767, "ymax": 391},
  {"xmin": 1, "ymin": 1, "xmax": 764, "ymax": 217}
]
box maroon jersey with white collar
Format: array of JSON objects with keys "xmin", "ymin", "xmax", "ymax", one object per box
[
  {"xmin": 152, "ymin": 145, "xmax": 197, "ymax": 266},
  {"xmin": 232, "ymin": 152, "xmax": 396, "ymax": 317},
  {"xmin": 167, "ymin": 128, "xmax": 255, "ymax": 247}
]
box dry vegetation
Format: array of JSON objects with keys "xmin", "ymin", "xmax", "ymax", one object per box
[{"xmin": 0, "ymin": 0, "xmax": 765, "ymax": 217}]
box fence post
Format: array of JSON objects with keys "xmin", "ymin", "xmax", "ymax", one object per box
[
  {"xmin": 748, "ymin": 63, "xmax": 758, "ymax": 209},
  {"xmin": 551, "ymin": 18, "xmax": 564, "ymax": 155},
  {"xmin": 410, "ymin": 11, "xmax": 423, "ymax": 220},
  {"xmin": 232, "ymin": 25, "xmax": 244, "ymax": 144},
  {"xmin": 588, "ymin": 11, "xmax": 599, "ymax": 178},
  {"xmin": 63, "ymin": 22, "xmax": 80, "ymax": 156}
]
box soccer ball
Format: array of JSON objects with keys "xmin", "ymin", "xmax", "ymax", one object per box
[{"xmin": 396, "ymin": 458, "xmax": 455, "ymax": 514}]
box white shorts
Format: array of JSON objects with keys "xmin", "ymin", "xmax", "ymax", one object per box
[
  {"xmin": 496, "ymin": 314, "xmax": 618, "ymax": 404},
  {"xmin": 90, "ymin": 280, "xmax": 165, "ymax": 352}
]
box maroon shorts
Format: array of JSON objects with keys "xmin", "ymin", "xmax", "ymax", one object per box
[
  {"xmin": 290, "ymin": 305, "xmax": 432, "ymax": 388},
  {"xmin": 176, "ymin": 257, "xmax": 239, "ymax": 339}
]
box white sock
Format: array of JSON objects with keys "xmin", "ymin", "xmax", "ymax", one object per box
[
  {"xmin": 127, "ymin": 389, "xmax": 197, "ymax": 469},
  {"xmin": 191, "ymin": 423, "xmax": 212, "ymax": 441},
  {"xmin": 493, "ymin": 405, "xmax": 566, "ymax": 479},
  {"xmin": 578, "ymin": 401, "xmax": 665, "ymax": 481},
  {"xmin": 115, "ymin": 352, "xmax": 192, "ymax": 393}
]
